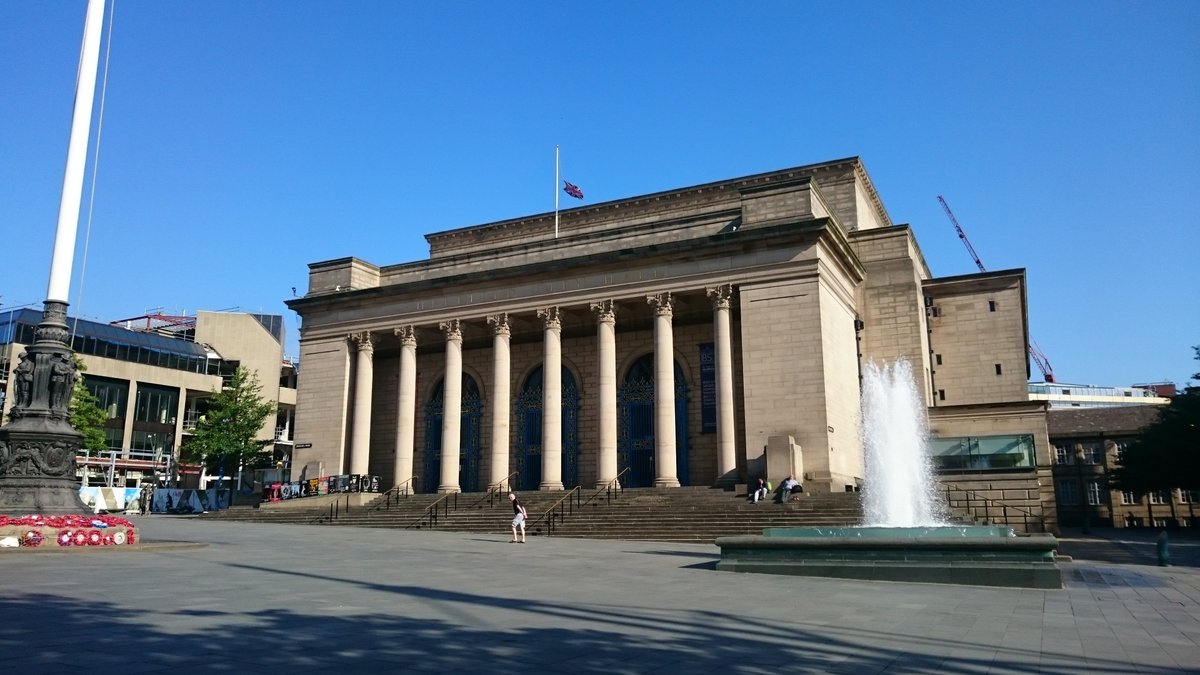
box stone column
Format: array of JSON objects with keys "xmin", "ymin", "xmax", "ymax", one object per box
[
  {"xmin": 591, "ymin": 300, "xmax": 618, "ymax": 488},
  {"xmin": 392, "ymin": 326, "xmax": 418, "ymax": 491},
  {"xmin": 647, "ymin": 293, "xmax": 679, "ymax": 487},
  {"xmin": 349, "ymin": 332, "xmax": 374, "ymax": 477},
  {"xmin": 708, "ymin": 284, "xmax": 738, "ymax": 487},
  {"xmin": 487, "ymin": 314, "xmax": 512, "ymax": 489},
  {"xmin": 537, "ymin": 307, "xmax": 564, "ymax": 490},
  {"xmin": 438, "ymin": 320, "xmax": 463, "ymax": 494}
]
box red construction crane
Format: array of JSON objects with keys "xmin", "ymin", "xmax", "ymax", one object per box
[{"xmin": 936, "ymin": 196, "xmax": 1056, "ymax": 383}]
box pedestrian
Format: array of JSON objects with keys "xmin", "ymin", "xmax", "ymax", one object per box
[
  {"xmin": 779, "ymin": 475, "xmax": 802, "ymax": 503},
  {"xmin": 509, "ymin": 493, "xmax": 528, "ymax": 543},
  {"xmin": 751, "ymin": 478, "xmax": 768, "ymax": 504}
]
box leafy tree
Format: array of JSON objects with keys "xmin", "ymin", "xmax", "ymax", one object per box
[
  {"xmin": 1111, "ymin": 346, "xmax": 1200, "ymax": 494},
  {"xmin": 69, "ymin": 356, "xmax": 109, "ymax": 453},
  {"xmin": 181, "ymin": 367, "xmax": 277, "ymax": 479}
]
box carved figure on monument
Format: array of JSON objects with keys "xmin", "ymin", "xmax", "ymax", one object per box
[
  {"xmin": 13, "ymin": 355, "xmax": 34, "ymax": 409},
  {"xmin": 49, "ymin": 355, "xmax": 77, "ymax": 412}
]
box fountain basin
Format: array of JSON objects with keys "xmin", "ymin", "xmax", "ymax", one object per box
[{"xmin": 716, "ymin": 527, "xmax": 1061, "ymax": 588}]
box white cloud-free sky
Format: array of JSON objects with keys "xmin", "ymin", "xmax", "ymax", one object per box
[{"xmin": 2, "ymin": 1, "xmax": 1197, "ymax": 386}]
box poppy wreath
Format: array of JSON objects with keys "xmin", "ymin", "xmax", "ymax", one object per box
[
  {"xmin": 112, "ymin": 531, "xmax": 127, "ymax": 546},
  {"xmin": 86, "ymin": 530, "xmax": 102, "ymax": 546},
  {"xmin": 0, "ymin": 514, "xmax": 135, "ymax": 530},
  {"xmin": 19, "ymin": 531, "xmax": 44, "ymax": 548},
  {"xmin": 58, "ymin": 530, "xmax": 74, "ymax": 547},
  {"xmin": 73, "ymin": 531, "xmax": 88, "ymax": 546}
]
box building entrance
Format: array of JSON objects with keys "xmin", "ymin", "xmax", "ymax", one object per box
[
  {"xmin": 618, "ymin": 355, "xmax": 690, "ymax": 487},
  {"xmin": 514, "ymin": 366, "xmax": 580, "ymax": 490},
  {"xmin": 422, "ymin": 374, "xmax": 483, "ymax": 493}
]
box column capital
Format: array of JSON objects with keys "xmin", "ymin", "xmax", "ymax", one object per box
[
  {"xmin": 707, "ymin": 284, "xmax": 734, "ymax": 310},
  {"xmin": 439, "ymin": 319, "xmax": 462, "ymax": 343},
  {"xmin": 590, "ymin": 299, "xmax": 616, "ymax": 325},
  {"xmin": 393, "ymin": 325, "xmax": 417, "ymax": 347},
  {"xmin": 487, "ymin": 313, "xmax": 511, "ymax": 337},
  {"xmin": 647, "ymin": 292, "xmax": 673, "ymax": 317},
  {"xmin": 537, "ymin": 306, "xmax": 561, "ymax": 330},
  {"xmin": 350, "ymin": 332, "xmax": 374, "ymax": 353}
]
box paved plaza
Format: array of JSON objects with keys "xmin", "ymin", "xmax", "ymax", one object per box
[{"xmin": 2, "ymin": 518, "xmax": 1199, "ymax": 674}]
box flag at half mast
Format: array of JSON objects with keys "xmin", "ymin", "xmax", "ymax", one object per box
[{"xmin": 563, "ymin": 180, "xmax": 584, "ymax": 200}]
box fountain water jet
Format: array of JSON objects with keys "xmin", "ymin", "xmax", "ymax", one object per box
[{"xmin": 860, "ymin": 359, "xmax": 944, "ymax": 527}]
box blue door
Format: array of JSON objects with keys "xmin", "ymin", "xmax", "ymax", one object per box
[
  {"xmin": 619, "ymin": 355, "xmax": 689, "ymax": 487},
  {"xmin": 514, "ymin": 366, "xmax": 581, "ymax": 490},
  {"xmin": 422, "ymin": 375, "xmax": 483, "ymax": 493}
]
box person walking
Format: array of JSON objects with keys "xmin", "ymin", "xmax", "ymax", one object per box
[{"xmin": 509, "ymin": 493, "xmax": 528, "ymax": 543}]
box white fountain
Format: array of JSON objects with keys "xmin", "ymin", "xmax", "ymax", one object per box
[
  {"xmin": 715, "ymin": 358, "xmax": 1061, "ymax": 587},
  {"xmin": 860, "ymin": 359, "xmax": 945, "ymax": 527}
]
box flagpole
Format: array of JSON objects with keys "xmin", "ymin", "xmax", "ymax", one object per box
[{"xmin": 555, "ymin": 144, "xmax": 560, "ymax": 239}]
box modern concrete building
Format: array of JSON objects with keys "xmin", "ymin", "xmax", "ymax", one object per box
[
  {"xmin": 0, "ymin": 308, "xmax": 296, "ymax": 488},
  {"xmin": 286, "ymin": 157, "xmax": 1055, "ymax": 529}
]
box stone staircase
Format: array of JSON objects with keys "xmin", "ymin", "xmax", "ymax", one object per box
[{"xmin": 201, "ymin": 486, "xmax": 865, "ymax": 543}]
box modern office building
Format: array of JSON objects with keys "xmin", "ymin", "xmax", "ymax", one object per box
[
  {"xmin": 1030, "ymin": 382, "xmax": 1172, "ymax": 409},
  {"xmin": 286, "ymin": 157, "xmax": 1057, "ymax": 530},
  {"xmin": 0, "ymin": 308, "xmax": 296, "ymax": 488}
]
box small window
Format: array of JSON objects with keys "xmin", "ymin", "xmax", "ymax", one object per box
[
  {"xmin": 935, "ymin": 354, "xmax": 942, "ymax": 366},
  {"xmin": 995, "ymin": 363, "xmax": 1002, "ymax": 375},
  {"xmin": 929, "ymin": 307, "xmax": 941, "ymax": 317},
  {"xmin": 988, "ymin": 300, "xmax": 997, "ymax": 312},
  {"xmin": 937, "ymin": 389, "xmax": 945, "ymax": 401}
]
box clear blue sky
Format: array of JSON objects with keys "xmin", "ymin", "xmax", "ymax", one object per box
[{"xmin": 2, "ymin": 1, "xmax": 1197, "ymax": 387}]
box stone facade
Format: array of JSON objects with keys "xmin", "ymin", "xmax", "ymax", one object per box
[{"xmin": 287, "ymin": 157, "xmax": 1052, "ymax": 518}]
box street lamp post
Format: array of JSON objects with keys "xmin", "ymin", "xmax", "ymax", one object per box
[{"xmin": 1075, "ymin": 444, "xmax": 1091, "ymax": 535}]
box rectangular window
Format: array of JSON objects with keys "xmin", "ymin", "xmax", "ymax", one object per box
[
  {"xmin": 1086, "ymin": 480, "xmax": 1106, "ymax": 506},
  {"xmin": 1058, "ymin": 480, "xmax": 1079, "ymax": 506},
  {"xmin": 1121, "ymin": 491, "xmax": 1137, "ymax": 505},
  {"xmin": 1150, "ymin": 490, "xmax": 1168, "ymax": 505},
  {"xmin": 929, "ymin": 307, "xmax": 940, "ymax": 317},
  {"xmin": 988, "ymin": 300, "xmax": 997, "ymax": 312},
  {"xmin": 1054, "ymin": 445, "xmax": 1072, "ymax": 465},
  {"xmin": 935, "ymin": 354, "xmax": 942, "ymax": 366},
  {"xmin": 937, "ymin": 389, "xmax": 945, "ymax": 401},
  {"xmin": 995, "ymin": 363, "xmax": 1003, "ymax": 375},
  {"xmin": 929, "ymin": 434, "xmax": 1036, "ymax": 472},
  {"xmin": 1181, "ymin": 490, "xmax": 1200, "ymax": 504},
  {"xmin": 1153, "ymin": 518, "xmax": 1168, "ymax": 528}
]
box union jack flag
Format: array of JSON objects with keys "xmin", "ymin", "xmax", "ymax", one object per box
[{"xmin": 562, "ymin": 180, "xmax": 584, "ymax": 200}]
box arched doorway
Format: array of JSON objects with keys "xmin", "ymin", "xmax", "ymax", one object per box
[
  {"xmin": 422, "ymin": 374, "xmax": 483, "ymax": 493},
  {"xmin": 618, "ymin": 354, "xmax": 690, "ymax": 487},
  {"xmin": 513, "ymin": 365, "xmax": 581, "ymax": 490}
]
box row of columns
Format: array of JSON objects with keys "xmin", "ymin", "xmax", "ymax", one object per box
[{"xmin": 344, "ymin": 286, "xmax": 739, "ymax": 493}]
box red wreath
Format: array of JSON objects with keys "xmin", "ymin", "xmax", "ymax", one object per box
[
  {"xmin": 19, "ymin": 531, "xmax": 44, "ymax": 548},
  {"xmin": 86, "ymin": 530, "xmax": 102, "ymax": 546},
  {"xmin": 58, "ymin": 530, "xmax": 74, "ymax": 547}
]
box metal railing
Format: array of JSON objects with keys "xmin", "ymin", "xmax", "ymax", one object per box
[
  {"xmin": 467, "ymin": 471, "xmax": 520, "ymax": 510},
  {"xmin": 372, "ymin": 476, "xmax": 418, "ymax": 511},
  {"xmin": 407, "ymin": 491, "xmax": 459, "ymax": 530},
  {"xmin": 531, "ymin": 468, "xmax": 631, "ymax": 536},
  {"xmin": 320, "ymin": 493, "xmax": 355, "ymax": 524},
  {"xmin": 943, "ymin": 484, "xmax": 1046, "ymax": 533}
]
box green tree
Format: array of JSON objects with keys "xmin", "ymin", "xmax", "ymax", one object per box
[
  {"xmin": 69, "ymin": 356, "xmax": 109, "ymax": 453},
  {"xmin": 1111, "ymin": 346, "xmax": 1200, "ymax": 494},
  {"xmin": 182, "ymin": 367, "xmax": 277, "ymax": 479}
]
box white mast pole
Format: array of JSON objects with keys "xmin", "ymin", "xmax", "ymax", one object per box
[
  {"xmin": 47, "ymin": 0, "xmax": 106, "ymax": 304},
  {"xmin": 555, "ymin": 144, "xmax": 560, "ymax": 239}
]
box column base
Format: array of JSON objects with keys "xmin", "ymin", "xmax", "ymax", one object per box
[
  {"xmin": 654, "ymin": 478, "xmax": 681, "ymax": 488},
  {"xmin": 437, "ymin": 486, "xmax": 461, "ymax": 494},
  {"xmin": 538, "ymin": 481, "xmax": 565, "ymax": 491}
]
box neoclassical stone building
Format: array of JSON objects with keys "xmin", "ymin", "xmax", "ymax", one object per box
[{"xmin": 287, "ymin": 157, "xmax": 1053, "ymax": 512}]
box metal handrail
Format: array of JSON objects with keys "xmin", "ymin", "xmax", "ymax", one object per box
[
  {"xmin": 407, "ymin": 491, "xmax": 459, "ymax": 529},
  {"xmin": 529, "ymin": 486, "xmax": 583, "ymax": 536},
  {"xmin": 373, "ymin": 476, "xmax": 419, "ymax": 511},
  {"xmin": 319, "ymin": 492, "xmax": 355, "ymax": 524},
  {"xmin": 943, "ymin": 484, "xmax": 1046, "ymax": 533},
  {"xmin": 580, "ymin": 467, "xmax": 631, "ymax": 509},
  {"xmin": 468, "ymin": 471, "xmax": 520, "ymax": 509}
]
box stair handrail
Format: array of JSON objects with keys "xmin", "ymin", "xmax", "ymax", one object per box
[
  {"xmin": 529, "ymin": 486, "xmax": 583, "ymax": 535},
  {"xmin": 579, "ymin": 467, "xmax": 631, "ymax": 509},
  {"xmin": 942, "ymin": 483, "xmax": 1045, "ymax": 533},
  {"xmin": 406, "ymin": 491, "xmax": 459, "ymax": 529},
  {"xmin": 477, "ymin": 471, "xmax": 520, "ymax": 509},
  {"xmin": 372, "ymin": 476, "xmax": 419, "ymax": 511},
  {"xmin": 315, "ymin": 492, "xmax": 356, "ymax": 524}
]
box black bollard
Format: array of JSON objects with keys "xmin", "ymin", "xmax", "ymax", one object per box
[{"xmin": 1156, "ymin": 530, "xmax": 1170, "ymax": 567}]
